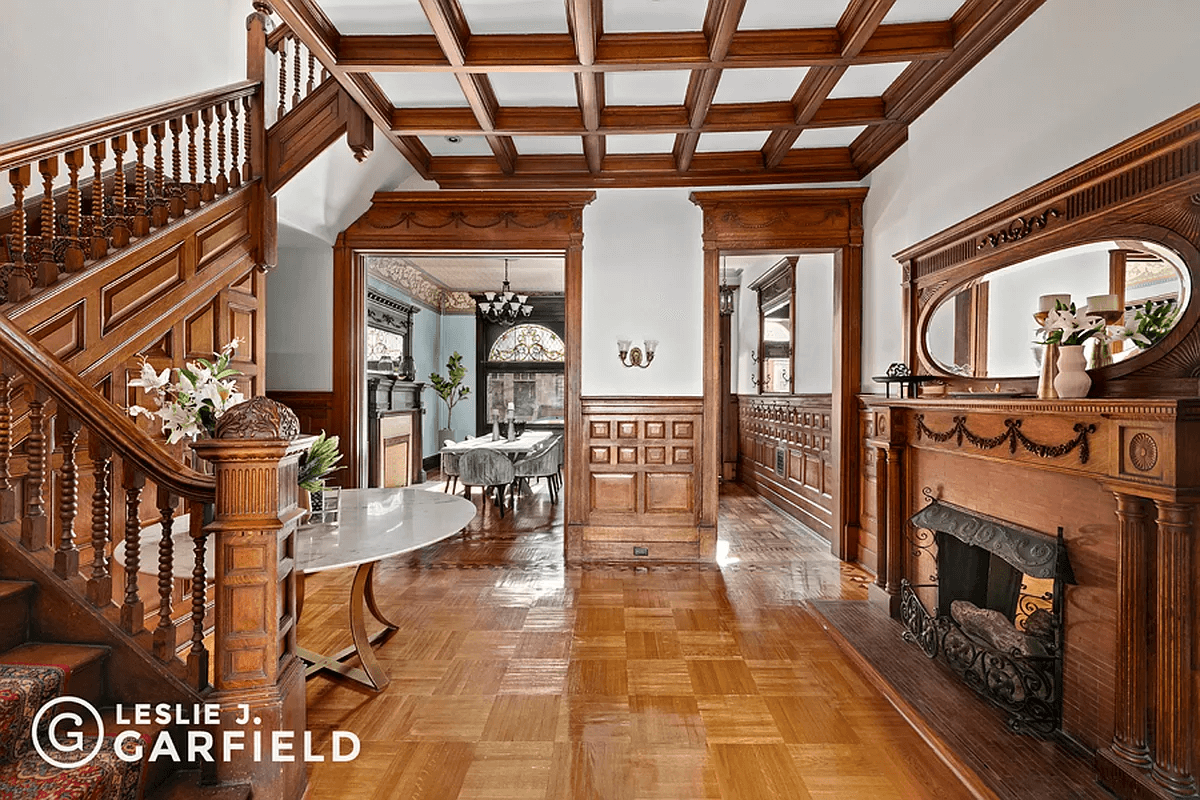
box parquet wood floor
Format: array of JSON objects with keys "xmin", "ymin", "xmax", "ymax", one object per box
[{"xmin": 299, "ymin": 482, "xmax": 978, "ymax": 800}]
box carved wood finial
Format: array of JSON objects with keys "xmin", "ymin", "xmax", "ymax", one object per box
[
  {"xmin": 215, "ymin": 397, "xmax": 300, "ymax": 440},
  {"xmin": 247, "ymin": 1, "xmax": 275, "ymax": 32}
]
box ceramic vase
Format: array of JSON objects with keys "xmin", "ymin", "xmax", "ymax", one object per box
[
  {"xmin": 1037, "ymin": 343, "xmax": 1059, "ymax": 399},
  {"xmin": 1053, "ymin": 344, "xmax": 1091, "ymax": 398}
]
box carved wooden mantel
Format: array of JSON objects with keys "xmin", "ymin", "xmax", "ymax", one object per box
[{"xmin": 862, "ymin": 394, "xmax": 1200, "ymax": 800}]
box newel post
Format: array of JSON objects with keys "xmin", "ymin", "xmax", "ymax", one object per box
[
  {"xmin": 191, "ymin": 398, "xmax": 307, "ymax": 800},
  {"xmin": 246, "ymin": 1, "xmax": 277, "ymax": 271}
]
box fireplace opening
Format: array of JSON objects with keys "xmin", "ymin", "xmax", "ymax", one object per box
[{"xmin": 899, "ymin": 491, "xmax": 1074, "ymax": 736}]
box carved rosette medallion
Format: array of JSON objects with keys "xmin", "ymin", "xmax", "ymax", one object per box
[
  {"xmin": 216, "ymin": 397, "xmax": 300, "ymax": 440},
  {"xmin": 1128, "ymin": 432, "xmax": 1159, "ymax": 472}
]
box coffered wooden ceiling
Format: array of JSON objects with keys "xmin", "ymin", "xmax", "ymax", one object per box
[{"xmin": 268, "ymin": 0, "xmax": 1045, "ymax": 188}]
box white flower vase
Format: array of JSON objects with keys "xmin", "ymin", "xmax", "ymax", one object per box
[{"xmin": 1053, "ymin": 345, "xmax": 1091, "ymax": 398}]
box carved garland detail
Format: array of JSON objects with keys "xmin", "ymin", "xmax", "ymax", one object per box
[
  {"xmin": 914, "ymin": 414, "xmax": 1096, "ymax": 464},
  {"xmin": 977, "ymin": 208, "xmax": 1061, "ymax": 250},
  {"xmin": 371, "ymin": 210, "xmax": 572, "ymax": 231}
]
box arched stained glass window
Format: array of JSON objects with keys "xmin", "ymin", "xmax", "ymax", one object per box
[{"xmin": 489, "ymin": 324, "xmax": 565, "ymax": 362}]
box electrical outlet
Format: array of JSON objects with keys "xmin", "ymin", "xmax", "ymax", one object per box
[{"xmin": 633, "ymin": 546, "xmax": 649, "ymax": 556}]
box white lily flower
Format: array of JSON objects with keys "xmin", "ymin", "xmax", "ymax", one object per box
[{"xmin": 128, "ymin": 362, "xmax": 170, "ymax": 392}]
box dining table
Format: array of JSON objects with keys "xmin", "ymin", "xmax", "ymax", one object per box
[{"xmin": 440, "ymin": 429, "xmax": 551, "ymax": 456}]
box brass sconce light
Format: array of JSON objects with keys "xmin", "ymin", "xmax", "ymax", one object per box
[
  {"xmin": 719, "ymin": 256, "xmax": 735, "ymax": 316},
  {"xmin": 617, "ymin": 339, "xmax": 657, "ymax": 368}
]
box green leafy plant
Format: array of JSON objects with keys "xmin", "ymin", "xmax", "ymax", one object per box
[
  {"xmin": 1131, "ymin": 299, "xmax": 1180, "ymax": 346},
  {"xmin": 429, "ymin": 351, "xmax": 470, "ymax": 429},
  {"xmin": 298, "ymin": 431, "xmax": 343, "ymax": 492}
]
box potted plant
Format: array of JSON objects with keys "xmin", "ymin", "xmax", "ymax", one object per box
[
  {"xmin": 429, "ymin": 351, "xmax": 470, "ymax": 445},
  {"xmin": 297, "ymin": 431, "xmax": 343, "ymax": 519}
]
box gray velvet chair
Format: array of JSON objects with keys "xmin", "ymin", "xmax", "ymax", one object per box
[
  {"xmin": 514, "ymin": 434, "xmax": 562, "ymax": 503},
  {"xmin": 440, "ymin": 440, "xmax": 461, "ymax": 494},
  {"xmin": 458, "ymin": 448, "xmax": 516, "ymax": 517}
]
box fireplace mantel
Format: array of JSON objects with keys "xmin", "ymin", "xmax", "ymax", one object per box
[{"xmin": 861, "ymin": 394, "xmax": 1200, "ymax": 800}]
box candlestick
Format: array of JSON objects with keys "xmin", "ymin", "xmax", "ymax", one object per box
[{"xmin": 1038, "ymin": 293, "xmax": 1070, "ymax": 312}]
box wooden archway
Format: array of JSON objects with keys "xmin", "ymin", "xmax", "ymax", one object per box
[{"xmin": 332, "ymin": 192, "xmax": 596, "ymax": 516}]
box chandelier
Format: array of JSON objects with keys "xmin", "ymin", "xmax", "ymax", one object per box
[{"xmin": 477, "ymin": 258, "xmax": 533, "ymax": 326}]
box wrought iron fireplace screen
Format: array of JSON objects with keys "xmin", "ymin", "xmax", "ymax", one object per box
[{"xmin": 900, "ymin": 495, "xmax": 1075, "ymax": 736}]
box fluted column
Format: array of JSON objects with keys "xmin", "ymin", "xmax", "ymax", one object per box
[
  {"xmin": 885, "ymin": 446, "xmax": 905, "ymax": 596},
  {"xmin": 873, "ymin": 445, "xmax": 888, "ymax": 590},
  {"xmin": 1109, "ymin": 492, "xmax": 1152, "ymax": 767},
  {"xmin": 1151, "ymin": 500, "xmax": 1197, "ymax": 796}
]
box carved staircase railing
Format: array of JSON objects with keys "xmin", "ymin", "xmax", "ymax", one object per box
[{"xmin": 267, "ymin": 22, "xmax": 332, "ymax": 123}]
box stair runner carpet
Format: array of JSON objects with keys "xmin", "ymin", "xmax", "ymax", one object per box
[{"xmin": 0, "ymin": 663, "xmax": 140, "ymax": 800}]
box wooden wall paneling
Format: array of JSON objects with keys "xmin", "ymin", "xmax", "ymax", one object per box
[
  {"xmin": 692, "ymin": 188, "xmax": 867, "ymax": 562},
  {"xmin": 266, "ymin": 79, "xmax": 351, "ymax": 193},
  {"xmin": 266, "ymin": 391, "xmax": 335, "ymax": 435}
]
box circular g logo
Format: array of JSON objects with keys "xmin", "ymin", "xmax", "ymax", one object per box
[{"xmin": 31, "ymin": 696, "xmax": 105, "ymax": 769}]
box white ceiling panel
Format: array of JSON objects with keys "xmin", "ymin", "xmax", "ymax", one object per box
[
  {"xmin": 738, "ymin": 0, "xmax": 849, "ymax": 30},
  {"xmin": 794, "ymin": 125, "xmax": 867, "ymax": 148},
  {"xmin": 423, "ymin": 135, "xmax": 494, "ymax": 157},
  {"xmin": 712, "ymin": 67, "xmax": 809, "ymax": 104},
  {"xmin": 374, "ymin": 72, "xmax": 468, "ymax": 107},
  {"xmin": 516, "ymin": 136, "xmax": 584, "ymax": 155},
  {"xmin": 459, "ymin": 0, "xmax": 568, "ymax": 34},
  {"xmin": 827, "ymin": 62, "xmax": 910, "ymax": 98},
  {"xmin": 696, "ymin": 131, "xmax": 769, "ymax": 153},
  {"xmin": 319, "ymin": 0, "xmax": 432, "ymax": 35},
  {"xmin": 489, "ymin": 72, "xmax": 578, "ymax": 106},
  {"xmin": 883, "ymin": 0, "xmax": 964, "ymax": 24},
  {"xmin": 372, "ymin": 254, "xmax": 565, "ymax": 293},
  {"xmin": 605, "ymin": 0, "xmax": 707, "ymax": 32},
  {"xmin": 606, "ymin": 71, "xmax": 692, "ymax": 106},
  {"xmin": 604, "ymin": 133, "xmax": 677, "ymax": 155}
]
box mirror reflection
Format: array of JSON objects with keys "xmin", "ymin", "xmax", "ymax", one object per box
[{"xmin": 926, "ymin": 240, "xmax": 1190, "ymax": 378}]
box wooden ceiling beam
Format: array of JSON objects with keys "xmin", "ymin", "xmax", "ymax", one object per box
[
  {"xmin": 336, "ymin": 24, "xmax": 953, "ymax": 71},
  {"xmin": 418, "ymin": 0, "xmax": 518, "ymax": 174},
  {"xmin": 673, "ymin": 0, "xmax": 747, "ymax": 172},
  {"xmin": 850, "ymin": 0, "xmax": 1046, "ymax": 174},
  {"xmin": 567, "ymin": 0, "xmax": 605, "ymax": 173},
  {"xmin": 390, "ymin": 97, "xmax": 888, "ymax": 136},
  {"xmin": 429, "ymin": 146, "xmax": 859, "ymax": 189},
  {"xmin": 267, "ymin": 0, "xmax": 433, "ymax": 178},
  {"xmin": 762, "ymin": 0, "xmax": 896, "ymax": 169}
]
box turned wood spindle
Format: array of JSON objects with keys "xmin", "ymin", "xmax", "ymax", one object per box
[
  {"xmin": 1110, "ymin": 492, "xmax": 1153, "ymax": 767},
  {"xmin": 86, "ymin": 437, "xmax": 113, "ymax": 607},
  {"xmin": 130, "ymin": 129, "xmax": 150, "ymax": 236},
  {"xmin": 184, "ymin": 113, "xmax": 201, "ymax": 209},
  {"xmin": 7, "ymin": 166, "xmax": 33, "ymax": 302},
  {"xmin": 215, "ymin": 102, "xmax": 229, "ymax": 195},
  {"xmin": 200, "ymin": 106, "xmax": 215, "ymax": 202},
  {"xmin": 1151, "ymin": 500, "xmax": 1198, "ymax": 796},
  {"xmin": 20, "ymin": 388, "xmax": 48, "ymax": 551},
  {"xmin": 153, "ymin": 486, "xmax": 177, "ymax": 660},
  {"xmin": 109, "ymin": 134, "xmax": 130, "ymax": 247},
  {"xmin": 0, "ymin": 371, "xmax": 13, "ymax": 522},
  {"xmin": 168, "ymin": 117, "xmax": 185, "ymax": 218},
  {"xmin": 277, "ymin": 35, "xmax": 288, "ymax": 119},
  {"xmin": 307, "ymin": 51, "xmax": 315, "ymax": 95},
  {"xmin": 89, "ymin": 142, "xmax": 108, "ymax": 260},
  {"xmin": 187, "ymin": 503, "xmax": 209, "ymax": 689},
  {"xmin": 241, "ymin": 95, "xmax": 253, "ymax": 182},
  {"xmin": 54, "ymin": 414, "xmax": 82, "ymax": 579},
  {"xmin": 62, "ymin": 149, "xmax": 85, "ymax": 271},
  {"xmin": 120, "ymin": 467, "xmax": 146, "ymax": 634},
  {"xmin": 292, "ymin": 36, "xmax": 302, "ymax": 108},
  {"xmin": 228, "ymin": 100, "xmax": 242, "ymax": 189},
  {"xmin": 150, "ymin": 123, "xmax": 169, "ymax": 227},
  {"xmin": 36, "ymin": 156, "xmax": 59, "ymax": 288}
]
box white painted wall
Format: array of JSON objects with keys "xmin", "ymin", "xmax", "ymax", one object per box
[
  {"xmin": 793, "ymin": 255, "xmax": 834, "ymax": 393},
  {"xmin": 581, "ymin": 189, "xmax": 704, "ymax": 397},
  {"xmin": 268, "ymin": 226, "xmax": 334, "ymax": 391},
  {"xmin": 0, "ymin": 0, "xmax": 246, "ymax": 143},
  {"xmin": 861, "ymin": 0, "xmax": 1200, "ymax": 387}
]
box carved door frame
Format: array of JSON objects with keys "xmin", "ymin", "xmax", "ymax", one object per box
[
  {"xmin": 332, "ymin": 194, "xmax": 596, "ymax": 527},
  {"xmin": 691, "ymin": 188, "xmax": 868, "ymax": 561}
]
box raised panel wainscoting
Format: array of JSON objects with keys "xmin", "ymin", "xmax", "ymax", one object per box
[
  {"xmin": 737, "ymin": 395, "xmax": 834, "ymax": 540},
  {"xmin": 567, "ymin": 396, "xmax": 708, "ymax": 563}
]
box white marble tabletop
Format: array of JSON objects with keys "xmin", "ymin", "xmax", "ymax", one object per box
[
  {"xmin": 295, "ymin": 487, "xmax": 477, "ymax": 573},
  {"xmin": 441, "ymin": 430, "xmax": 551, "ymax": 454},
  {"xmin": 114, "ymin": 487, "xmax": 477, "ymax": 578}
]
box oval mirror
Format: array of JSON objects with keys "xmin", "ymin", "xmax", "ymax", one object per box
[{"xmin": 924, "ymin": 240, "xmax": 1191, "ymax": 378}]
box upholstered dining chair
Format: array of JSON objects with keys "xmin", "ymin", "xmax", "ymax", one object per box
[
  {"xmin": 458, "ymin": 448, "xmax": 516, "ymax": 517},
  {"xmin": 513, "ymin": 435, "xmax": 562, "ymax": 504},
  {"xmin": 440, "ymin": 440, "xmax": 461, "ymax": 494}
]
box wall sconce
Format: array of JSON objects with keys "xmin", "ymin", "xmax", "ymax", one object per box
[{"xmin": 617, "ymin": 338, "xmax": 657, "ymax": 369}]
